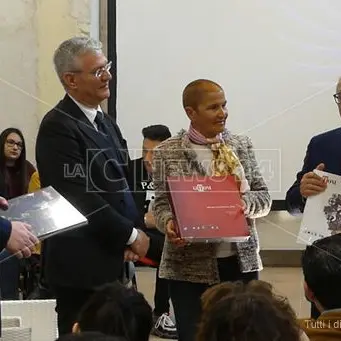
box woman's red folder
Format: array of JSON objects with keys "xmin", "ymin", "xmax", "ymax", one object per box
[{"xmin": 166, "ymin": 176, "xmax": 250, "ymax": 243}]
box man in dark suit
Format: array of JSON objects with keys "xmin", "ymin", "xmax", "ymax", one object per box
[
  {"xmin": 285, "ymin": 78, "xmax": 341, "ymax": 319},
  {"xmin": 128, "ymin": 125, "xmax": 177, "ymax": 339},
  {"xmin": 35, "ymin": 37, "xmax": 150, "ymax": 335}
]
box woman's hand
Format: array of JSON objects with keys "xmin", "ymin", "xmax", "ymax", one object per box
[{"xmin": 166, "ymin": 219, "xmax": 188, "ymax": 247}]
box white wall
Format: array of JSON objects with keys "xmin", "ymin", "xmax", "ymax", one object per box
[
  {"xmin": 0, "ymin": 0, "xmax": 94, "ymax": 163},
  {"xmin": 0, "ymin": 0, "xmax": 39, "ymax": 162},
  {"xmin": 116, "ymin": 0, "xmax": 341, "ymax": 200},
  {"xmin": 258, "ymin": 211, "xmax": 304, "ymax": 250}
]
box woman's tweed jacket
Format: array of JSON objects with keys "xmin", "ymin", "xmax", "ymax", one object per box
[{"xmin": 152, "ymin": 129, "xmax": 272, "ymax": 285}]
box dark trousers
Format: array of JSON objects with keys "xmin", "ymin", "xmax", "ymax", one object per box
[
  {"xmin": 154, "ymin": 267, "xmax": 170, "ymax": 316},
  {"xmin": 169, "ymin": 255, "xmax": 258, "ymax": 341},
  {"xmin": 145, "ymin": 229, "xmax": 171, "ymax": 316},
  {"xmin": 54, "ymin": 287, "xmax": 94, "ymax": 336},
  {"xmin": 0, "ymin": 250, "xmax": 20, "ymax": 300}
]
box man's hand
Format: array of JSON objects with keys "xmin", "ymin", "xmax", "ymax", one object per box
[
  {"xmin": 0, "ymin": 196, "xmax": 9, "ymax": 211},
  {"xmin": 6, "ymin": 222, "xmax": 39, "ymax": 258},
  {"xmin": 144, "ymin": 211, "xmax": 156, "ymax": 229},
  {"xmin": 166, "ymin": 220, "xmax": 187, "ymax": 247},
  {"xmin": 130, "ymin": 230, "xmax": 150, "ymax": 258},
  {"xmin": 300, "ymin": 163, "xmax": 327, "ymax": 198},
  {"xmin": 124, "ymin": 248, "xmax": 139, "ymax": 262}
]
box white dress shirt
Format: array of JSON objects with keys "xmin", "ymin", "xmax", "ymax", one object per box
[{"xmin": 69, "ymin": 95, "xmax": 138, "ymax": 245}]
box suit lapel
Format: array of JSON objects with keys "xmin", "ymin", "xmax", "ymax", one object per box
[
  {"xmin": 103, "ymin": 114, "xmax": 130, "ymax": 177},
  {"xmin": 59, "ymin": 95, "xmax": 124, "ymax": 177}
]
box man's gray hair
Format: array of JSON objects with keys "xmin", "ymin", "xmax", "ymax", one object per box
[{"xmin": 53, "ymin": 36, "xmax": 103, "ymax": 85}]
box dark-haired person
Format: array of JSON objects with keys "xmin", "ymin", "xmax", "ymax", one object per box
[
  {"xmin": 299, "ymin": 234, "xmax": 341, "ymax": 341},
  {"xmin": 0, "ymin": 127, "xmax": 36, "ymax": 299},
  {"xmin": 197, "ymin": 280, "xmax": 308, "ymax": 341},
  {"xmin": 0, "ymin": 128, "xmax": 36, "ymax": 198},
  {"xmin": 128, "ymin": 125, "xmax": 177, "ymax": 339},
  {"xmin": 72, "ymin": 282, "xmax": 153, "ymax": 341}
]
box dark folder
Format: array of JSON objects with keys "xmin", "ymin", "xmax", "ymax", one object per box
[{"xmin": 0, "ymin": 186, "xmax": 88, "ymax": 240}]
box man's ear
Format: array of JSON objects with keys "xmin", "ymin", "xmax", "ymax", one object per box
[
  {"xmin": 72, "ymin": 322, "xmax": 80, "ymax": 334},
  {"xmin": 303, "ymin": 281, "xmax": 315, "ymax": 303},
  {"xmin": 185, "ymin": 106, "xmax": 196, "ymax": 122},
  {"xmin": 62, "ymin": 73, "xmax": 78, "ymax": 90}
]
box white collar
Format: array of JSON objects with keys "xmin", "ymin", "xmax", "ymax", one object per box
[
  {"xmin": 68, "ymin": 94, "xmax": 102, "ymax": 125},
  {"xmin": 321, "ymin": 308, "xmax": 341, "ymax": 315}
]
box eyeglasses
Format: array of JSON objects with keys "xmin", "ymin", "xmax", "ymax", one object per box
[
  {"xmin": 333, "ymin": 92, "xmax": 341, "ymax": 104},
  {"xmin": 71, "ymin": 61, "xmax": 113, "ymax": 79},
  {"xmin": 92, "ymin": 61, "xmax": 112, "ymax": 78},
  {"xmin": 6, "ymin": 139, "xmax": 23, "ymax": 150}
]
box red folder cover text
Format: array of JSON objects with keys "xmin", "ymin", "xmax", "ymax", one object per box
[{"xmin": 167, "ymin": 176, "xmax": 250, "ymax": 242}]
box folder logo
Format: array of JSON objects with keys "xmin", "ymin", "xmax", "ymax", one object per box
[{"xmin": 193, "ymin": 184, "xmax": 212, "ymax": 192}]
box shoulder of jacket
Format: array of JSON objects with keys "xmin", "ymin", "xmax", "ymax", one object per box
[
  {"xmin": 310, "ymin": 127, "xmax": 341, "ymax": 144},
  {"xmin": 40, "ymin": 101, "xmax": 64, "ymax": 124},
  {"xmin": 225, "ymin": 131, "xmax": 251, "ymax": 148},
  {"xmin": 155, "ymin": 129, "xmax": 187, "ymax": 151},
  {"xmin": 40, "ymin": 100, "xmax": 78, "ymax": 132}
]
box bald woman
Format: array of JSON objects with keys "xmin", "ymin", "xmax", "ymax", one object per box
[{"xmin": 152, "ymin": 79, "xmax": 271, "ymax": 341}]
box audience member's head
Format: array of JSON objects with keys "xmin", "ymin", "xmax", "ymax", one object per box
[
  {"xmin": 53, "ymin": 36, "xmax": 111, "ymax": 107},
  {"xmin": 141, "ymin": 124, "xmax": 171, "ymax": 174},
  {"xmin": 197, "ymin": 280, "xmax": 301, "ymax": 341},
  {"xmin": 56, "ymin": 332, "xmax": 126, "ymax": 341},
  {"xmin": 0, "ymin": 127, "xmax": 28, "ymax": 193},
  {"xmin": 182, "ymin": 79, "xmax": 227, "ymax": 138},
  {"xmin": 0, "ymin": 127, "xmax": 26, "ymax": 166},
  {"xmin": 73, "ymin": 282, "xmax": 153, "ymax": 341},
  {"xmin": 302, "ymin": 233, "xmax": 341, "ymax": 312}
]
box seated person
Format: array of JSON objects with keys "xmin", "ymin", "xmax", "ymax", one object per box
[
  {"xmin": 0, "ymin": 127, "xmax": 36, "ymax": 300},
  {"xmin": 299, "ymin": 233, "xmax": 341, "ymax": 341},
  {"xmin": 128, "ymin": 124, "xmax": 177, "ymax": 339},
  {"xmin": 197, "ymin": 280, "xmax": 308, "ymax": 341},
  {"xmin": 56, "ymin": 332, "xmax": 127, "ymax": 341},
  {"xmin": 72, "ymin": 281, "xmax": 153, "ymax": 341}
]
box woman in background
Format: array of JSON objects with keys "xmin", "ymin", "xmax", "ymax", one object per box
[
  {"xmin": 0, "ymin": 127, "xmax": 36, "ymax": 299},
  {"xmin": 0, "ymin": 128, "xmax": 35, "ymax": 199}
]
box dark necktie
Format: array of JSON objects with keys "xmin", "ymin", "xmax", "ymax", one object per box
[
  {"xmin": 94, "ymin": 111, "xmax": 109, "ymax": 135},
  {"xmin": 95, "ymin": 111, "xmax": 124, "ymax": 163},
  {"xmin": 94, "ymin": 111, "xmax": 138, "ymax": 222}
]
